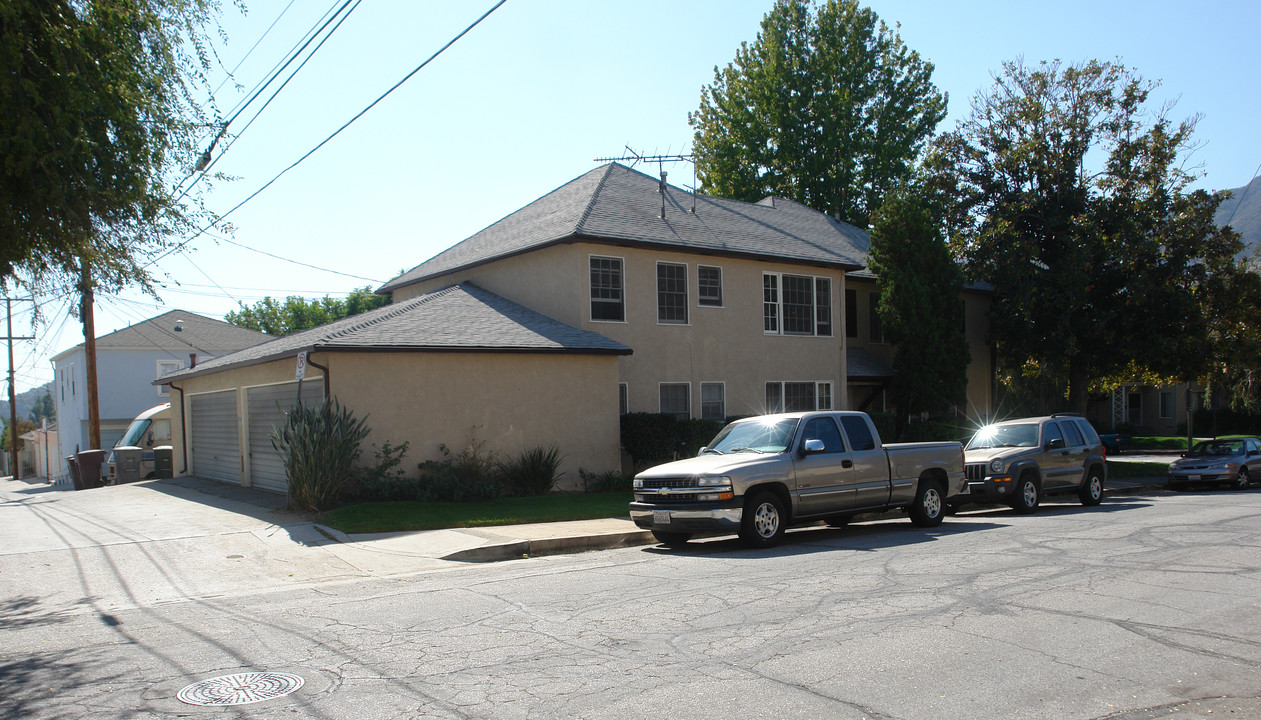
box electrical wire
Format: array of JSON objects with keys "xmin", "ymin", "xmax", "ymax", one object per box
[
  {"xmin": 201, "ymin": 232, "xmax": 383, "ymax": 283},
  {"xmin": 150, "ymin": 0, "xmax": 510, "ymax": 268},
  {"xmin": 209, "ymin": 0, "xmax": 299, "ymax": 99}
]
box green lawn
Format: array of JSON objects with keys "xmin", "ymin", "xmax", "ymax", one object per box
[
  {"xmin": 318, "ymin": 491, "xmax": 634, "ymax": 534},
  {"xmin": 1106, "ymin": 460, "xmax": 1168, "ymax": 479}
]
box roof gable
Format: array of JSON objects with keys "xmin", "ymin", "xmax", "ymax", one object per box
[
  {"xmin": 379, "ymin": 163, "xmax": 868, "ymax": 293},
  {"xmin": 54, "ymin": 309, "xmax": 271, "ymax": 361}
]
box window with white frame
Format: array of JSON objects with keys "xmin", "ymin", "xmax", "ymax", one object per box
[
  {"xmin": 619, "ymin": 383, "xmax": 629, "ymax": 415},
  {"xmin": 156, "ymin": 359, "xmax": 183, "ymax": 397},
  {"xmin": 763, "ymin": 273, "xmax": 832, "ymax": 336},
  {"xmin": 698, "ymin": 265, "xmax": 723, "ymax": 307},
  {"xmin": 659, "ymin": 383, "xmax": 690, "ymax": 420},
  {"xmin": 700, "ymin": 383, "xmax": 725, "ymax": 421},
  {"xmin": 657, "ymin": 262, "xmax": 688, "ymax": 324},
  {"xmin": 1159, "ymin": 390, "xmax": 1174, "ymax": 419},
  {"xmin": 590, "ymin": 256, "xmax": 625, "ymax": 322},
  {"xmin": 766, "ymin": 381, "xmax": 833, "ymax": 412}
]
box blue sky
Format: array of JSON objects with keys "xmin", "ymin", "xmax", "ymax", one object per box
[{"xmin": 12, "ymin": 0, "xmax": 1260, "ymax": 393}]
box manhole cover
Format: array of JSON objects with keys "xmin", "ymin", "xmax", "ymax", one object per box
[{"xmin": 177, "ymin": 672, "xmax": 304, "ymax": 706}]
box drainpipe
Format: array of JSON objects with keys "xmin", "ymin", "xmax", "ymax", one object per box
[
  {"xmin": 306, "ymin": 355, "xmax": 330, "ymax": 399},
  {"xmin": 169, "ymin": 381, "xmax": 188, "ymax": 474}
]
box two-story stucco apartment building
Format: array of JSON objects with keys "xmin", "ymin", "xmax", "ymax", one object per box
[{"xmin": 158, "ymin": 164, "xmax": 992, "ymax": 492}]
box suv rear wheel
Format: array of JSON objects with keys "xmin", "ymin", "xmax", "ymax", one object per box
[{"xmin": 1078, "ymin": 468, "xmax": 1104, "ymax": 506}]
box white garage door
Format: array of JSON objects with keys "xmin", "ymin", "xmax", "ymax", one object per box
[
  {"xmin": 190, "ymin": 390, "xmax": 240, "ymax": 484},
  {"xmin": 247, "ymin": 381, "xmax": 323, "ymax": 494}
]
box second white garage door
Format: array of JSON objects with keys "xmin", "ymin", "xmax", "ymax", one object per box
[{"xmin": 247, "ymin": 381, "xmax": 323, "ymax": 493}]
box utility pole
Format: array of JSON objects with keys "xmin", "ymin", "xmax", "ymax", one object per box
[
  {"xmin": 4, "ymin": 297, "xmax": 35, "ymax": 478},
  {"xmin": 79, "ymin": 261, "xmax": 101, "ymax": 450}
]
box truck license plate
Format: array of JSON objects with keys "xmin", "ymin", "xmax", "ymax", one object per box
[
  {"xmin": 1189, "ymin": 475, "xmax": 1201, "ymax": 481},
  {"xmin": 653, "ymin": 511, "xmax": 671, "ymax": 525}
]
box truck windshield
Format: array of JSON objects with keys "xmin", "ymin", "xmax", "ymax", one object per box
[
  {"xmin": 706, "ymin": 418, "xmax": 800, "ymax": 454},
  {"xmin": 116, "ymin": 418, "xmax": 151, "ymax": 448},
  {"xmin": 967, "ymin": 423, "xmax": 1038, "ymax": 450}
]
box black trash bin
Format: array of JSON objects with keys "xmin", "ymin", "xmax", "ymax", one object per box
[
  {"xmin": 153, "ymin": 446, "xmax": 174, "ymax": 480},
  {"xmin": 67, "ymin": 455, "xmax": 83, "ymax": 490},
  {"xmin": 76, "ymin": 450, "xmax": 108, "ymax": 489}
]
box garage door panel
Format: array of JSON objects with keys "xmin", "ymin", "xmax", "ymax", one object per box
[
  {"xmin": 247, "ymin": 382, "xmax": 323, "ymax": 494},
  {"xmin": 190, "ymin": 390, "xmax": 240, "ymax": 484}
]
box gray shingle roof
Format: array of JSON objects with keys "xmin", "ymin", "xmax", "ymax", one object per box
[
  {"xmin": 54, "ymin": 309, "xmax": 270, "ymax": 360},
  {"xmin": 379, "ymin": 163, "xmax": 868, "ymax": 293},
  {"xmin": 157, "ymin": 283, "xmax": 631, "ymax": 383},
  {"xmin": 847, "ymin": 347, "xmax": 895, "ymax": 380}
]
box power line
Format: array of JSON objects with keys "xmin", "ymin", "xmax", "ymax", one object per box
[
  {"xmin": 209, "ymin": 0, "xmax": 300, "ymax": 99},
  {"xmin": 151, "ymin": 0, "xmax": 510, "ymax": 268},
  {"xmin": 201, "ymin": 232, "xmax": 383, "ymax": 283}
]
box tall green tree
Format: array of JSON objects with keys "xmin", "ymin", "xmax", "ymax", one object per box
[
  {"xmin": 936, "ymin": 59, "xmax": 1243, "ymax": 414},
  {"xmin": 868, "ymin": 188, "xmax": 969, "ymax": 438},
  {"xmin": 28, "ymin": 391, "xmax": 55, "ymax": 425},
  {"xmin": 689, "ymin": 0, "xmax": 946, "ymax": 228},
  {"xmin": 0, "ymin": 0, "xmax": 229, "ymax": 297},
  {"xmin": 225, "ymin": 287, "xmax": 390, "ymax": 336}
]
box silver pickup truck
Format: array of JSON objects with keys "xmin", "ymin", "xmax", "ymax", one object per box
[{"xmin": 629, "ymin": 411, "xmax": 966, "ymax": 548}]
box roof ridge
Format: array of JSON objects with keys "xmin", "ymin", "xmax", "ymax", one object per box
[
  {"xmin": 321, "ymin": 284, "xmax": 460, "ymax": 342},
  {"xmin": 574, "ymin": 163, "xmax": 619, "ymax": 234}
]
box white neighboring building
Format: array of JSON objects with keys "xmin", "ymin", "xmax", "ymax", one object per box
[{"xmin": 51, "ymin": 310, "xmax": 270, "ymax": 480}]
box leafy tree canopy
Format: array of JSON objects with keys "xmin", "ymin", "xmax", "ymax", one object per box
[
  {"xmin": 29, "ymin": 391, "xmax": 55, "ymax": 425},
  {"xmin": 2, "ymin": 418, "xmax": 38, "ymax": 452},
  {"xmin": 934, "ymin": 58, "xmax": 1244, "ymax": 414},
  {"xmin": 868, "ymin": 187, "xmax": 969, "ymax": 437},
  {"xmin": 689, "ymin": 0, "xmax": 947, "ymax": 228},
  {"xmin": 0, "ymin": 0, "xmax": 230, "ymax": 298},
  {"xmin": 224, "ymin": 287, "xmax": 390, "ymax": 336}
]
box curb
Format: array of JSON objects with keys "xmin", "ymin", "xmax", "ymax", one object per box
[{"xmin": 441, "ymin": 529, "xmax": 656, "ymax": 563}]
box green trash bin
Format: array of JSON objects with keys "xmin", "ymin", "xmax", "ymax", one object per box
[{"xmin": 154, "ymin": 446, "xmax": 174, "ymax": 480}]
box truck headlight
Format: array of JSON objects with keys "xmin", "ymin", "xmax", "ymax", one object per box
[
  {"xmin": 633, "ymin": 477, "xmax": 643, "ymax": 489},
  {"xmin": 989, "ymin": 459, "xmax": 1005, "ymax": 473},
  {"xmin": 696, "ymin": 475, "xmax": 731, "ymax": 487}
]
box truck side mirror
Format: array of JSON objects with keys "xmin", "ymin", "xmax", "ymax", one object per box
[
  {"xmin": 1046, "ymin": 438, "xmax": 1065, "ymax": 450},
  {"xmin": 801, "ymin": 438, "xmax": 826, "ymax": 455},
  {"xmin": 146, "ymin": 431, "xmax": 155, "ymax": 447}
]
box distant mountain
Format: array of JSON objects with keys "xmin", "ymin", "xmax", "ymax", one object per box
[
  {"xmin": 1215, "ymin": 176, "xmax": 1261, "ymax": 262},
  {"xmin": 0, "ymin": 382, "xmax": 54, "ymax": 429}
]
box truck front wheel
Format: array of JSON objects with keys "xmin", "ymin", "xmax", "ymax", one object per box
[
  {"xmin": 739, "ymin": 491, "xmax": 786, "ymax": 548},
  {"xmin": 908, "ymin": 479, "xmax": 945, "ymax": 527}
]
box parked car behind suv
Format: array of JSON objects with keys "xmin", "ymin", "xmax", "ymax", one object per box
[
  {"xmin": 960, "ymin": 414, "xmax": 1107, "ymax": 513},
  {"xmin": 1167, "ymin": 437, "xmax": 1261, "ymax": 491}
]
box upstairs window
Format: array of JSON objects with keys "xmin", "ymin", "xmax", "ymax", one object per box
[
  {"xmin": 698, "ymin": 265, "xmax": 723, "ymax": 307},
  {"xmin": 763, "ymin": 273, "xmax": 833, "ymax": 337},
  {"xmin": 657, "ymin": 262, "xmax": 688, "ymax": 324},
  {"xmin": 845, "ymin": 289, "xmax": 857, "ymax": 338},
  {"xmin": 869, "ymin": 291, "xmax": 886, "ymax": 343},
  {"xmin": 590, "ymin": 256, "xmax": 624, "ymax": 322},
  {"xmin": 156, "ymin": 359, "xmax": 183, "ymax": 397}
]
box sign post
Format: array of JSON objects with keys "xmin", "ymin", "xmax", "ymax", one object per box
[{"xmin": 295, "ymin": 351, "xmax": 307, "ymax": 406}]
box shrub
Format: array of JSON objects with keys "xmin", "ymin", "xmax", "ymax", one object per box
[
  {"xmin": 271, "ymin": 398, "xmax": 371, "ymax": 512},
  {"xmin": 868, "ymin": 412, "xmax": 896, "ymax": 442},
  {"xmin": 353, "ymin": 441, "xmax": 412, "ymax": 501},
  {"xmin": 620, "ymin": 413, "xmax": 678, "ymax": 470},
  {"xmin": 579, "ymin": 468, "xmax": 633, "ymax": 492},
  {"xmin": 500, "ymin": 445, "xmax": 564, "ymax": 496},
  {"xmin": 677, "ymin": 418, "xmax": 724, "ymax": 457},
  {"xmin": 414, "ymin": 441, "xmax": 503, "ymax": 503}
]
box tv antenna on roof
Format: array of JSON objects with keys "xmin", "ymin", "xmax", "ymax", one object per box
[{"xmin": 594, "ymin": 146, "xmax": 698, "ymax": 214}]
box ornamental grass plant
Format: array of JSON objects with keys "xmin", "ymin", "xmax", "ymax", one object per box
[{"xmin": 271, "ymin": 398, "xmax": 370, "ymax": 512}]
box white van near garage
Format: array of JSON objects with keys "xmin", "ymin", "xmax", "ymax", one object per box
[{"xmin": 106, "ymin": 403, "xmax": 172, "ymax": 483}]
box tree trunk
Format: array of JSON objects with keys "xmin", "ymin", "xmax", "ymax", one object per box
[{"xmin": 1067, "ymin": 359, "xmax": 1090, "ymax": 416}]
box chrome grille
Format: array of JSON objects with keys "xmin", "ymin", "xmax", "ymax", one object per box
[{"xmin": 640, "ymin": 477, "xmax": 695, "ymax": 489}]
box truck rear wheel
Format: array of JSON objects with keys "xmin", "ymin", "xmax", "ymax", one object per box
[
  {"xmin": 651, "ymin": 531, "xmax": 692, "ymax": 547},
  {"xmin": 739, "ymin": 491, "xmax": 786, "ymax": 548},
  {"xmin": 1079, "ymin": 468, "xmax": 1104, "ymax": 506},
  {"xmin": 909, "ymin": 479, "xmax": 945, "ymax": 527}
]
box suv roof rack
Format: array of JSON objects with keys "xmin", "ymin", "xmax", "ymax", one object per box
[{"xmin": 1050, "ymin": 412, "xmax": 1083, "ymax": 418}]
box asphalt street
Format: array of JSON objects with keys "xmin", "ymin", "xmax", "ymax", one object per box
[{"xmin": 4, "ymin": 476, "xmax": 1261, "ymax": 719}]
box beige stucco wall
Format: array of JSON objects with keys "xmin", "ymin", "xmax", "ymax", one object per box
[
  {"xmin": 395, "ymin": 241, "xmax": 850, "ymax": 417},
  {"xmin": 167, "ymin": 350, "xmax": 621, "ymax": 493}
]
